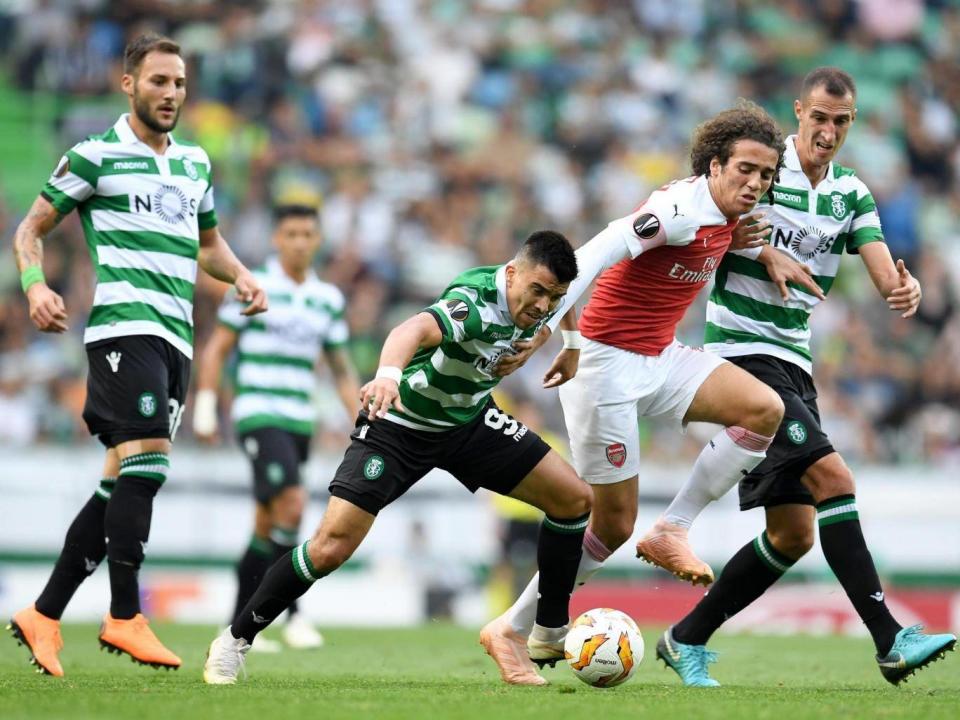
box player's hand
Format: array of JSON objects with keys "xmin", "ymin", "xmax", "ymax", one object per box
[
  {"xmin": 542, "ymin": 348, "xmax": 580, "ymax": 388},
  {"xmin": 887, "ymin": 259, "xmax": 922, "ymax": 318},
  {"xmin": 235, "ymin": 272, "xmax": 268, "ymax": 316},
  {"xmin": 493, "ymin": 326, "xmax": 550, "ymax": 377},
  {"xmin": 26, "ymin": 283, "xmax": 68, "ymax": 333},
  {"xmin": 730, "ymin": 212, "xmax": 772, "ymax": 250},
  {"xmin": 757, "ymin": 247, "xmax": 825, "ymax": 302},
  {"xmin": 360, "ymin": 378, "xmax": 404, "ymax": 421}
]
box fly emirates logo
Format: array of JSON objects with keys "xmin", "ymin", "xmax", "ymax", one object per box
[{"xmin": 667, "ymin": 255, "xmax": 719, "ymax": 284}]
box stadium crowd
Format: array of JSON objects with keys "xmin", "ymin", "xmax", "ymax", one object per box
[{"xmin": 0, "ymin": 0, "xmax": 958, "ymax": 465}]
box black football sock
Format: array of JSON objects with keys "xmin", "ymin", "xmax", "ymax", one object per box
[
  {"xmin": 232, "ymin": 534, "xmax": 273, "ymax": 621},
  {"xmin": 105, "ymin": 453, "xmax": 167, "ymax": 619},
  {"xmin": 270, "ymin": 525, "xmax": 300, "ymax": 616},
  {"xmin": 673, "ymin": 531, "xmax": 795, "ymax": 646},
  {"xmin": 231, "ymin": 541, "xmax": 324, "ymax": 643},
  {"xmin": 35, "ymin": 479, "xmax": 115, "ymax": 620},
  {"xmin": 817, "ymin": 495, "xmax": 901, "ymax": 655},
  {"xmin": 535, "ymin": 512, "xmax": 589, "ymax": 628}
]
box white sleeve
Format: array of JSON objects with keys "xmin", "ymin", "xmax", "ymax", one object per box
[{"xmin": 545, "ymin": 223, "xmax": 636, "ymax": 333}]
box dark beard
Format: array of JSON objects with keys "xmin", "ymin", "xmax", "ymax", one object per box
[{"xmin": 133, "ymin": 94, "xmax": 180, "ymax": 134}]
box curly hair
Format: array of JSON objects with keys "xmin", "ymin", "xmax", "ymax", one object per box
[{"xmin": 690, "ymin": 100, "xmax": 786, "ymax": 178}]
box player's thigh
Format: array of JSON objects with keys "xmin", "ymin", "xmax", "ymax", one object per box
[
  {"xmin": 558, "ymin": 347, "xmax": 643, "ymax": 484},
  {"xmin": 240, "ymin": 427, "xmax": 306, "ymax": 506},
  {"xmin": 683, "ymin": 359, "xmax": 782, "ymax": 431},
  {"xmin": 328, "ymin": 412, "xmax": 433, "ymax": 517},
  {"xmin": 83, "ymin": 336, "xmax": 183, "ymax": 448},
  {"xmin": 441, "ymin": 403, "xmax": 559, "ymax": 503},
  {"xmin": 507, "ymin": 449, "xmax": 592, "ymax": 520}
]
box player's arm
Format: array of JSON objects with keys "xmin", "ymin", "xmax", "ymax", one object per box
[
  {"xmin": 13, "ymin": 195, "xmax": 69, "ymax": 332},
  {"xmin": 857, "ymin": 242, "xmax": 921, "ymax": 318},
  {"xmin": 324, "ymin": 345, "xmax": 362, "ymax": 418},
  {"xmin": 198, "ymin": 226, "xmax": 268, "ymax": 316},
  {"xmin": 192, "ymin": 324, "xmax": 238, "ymax": 441},
  {"xmin": 360, "ymin": 312, "xmax": 443, "ymax": 421},
  {"xmin": 541, "ymin": 307, "xmax": 580, "ymax": 388}
]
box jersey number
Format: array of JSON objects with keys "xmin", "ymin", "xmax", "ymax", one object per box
[
  {"xmin": 484, "ymin": 408, "xmax": 521, "ymax": 437},
  {"xmin": 169, "ymin": 399, "xmax": 185, "ymax": 441}
]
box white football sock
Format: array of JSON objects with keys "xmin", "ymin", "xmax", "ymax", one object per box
[{"xmin": 663, "ymin": 426, "xmax": 773, "ymax": 529}]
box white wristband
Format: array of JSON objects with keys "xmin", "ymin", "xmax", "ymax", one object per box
[
  {"xmin": 561, "ymin": 330, "xmax": 583, "ymax": 350},
  {"xmin": 193, "ymin": 389, "xmax": 218, "ymax": 435},
  {"xmin": 375, "ymin": 366, "xmax": 403, "ymax": 383}
]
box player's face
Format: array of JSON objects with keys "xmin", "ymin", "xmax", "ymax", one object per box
[
  {"xmin": 123, "ymin": 51, "xmax": 186, "ymax": 134},
  {"xmin": 794, "ymin": 85, "xmax": 856, "ymax": 171},
  {"xmin": 709, "ymin": 139, "xmax": 779, "ymax": 219},
  {"xmin": 505, "ymin": 261, "xmax": 569, "ymax": 330},
  {"xmin": 273, "ymin": 216, "xmax": 321, "ymax": 272}
]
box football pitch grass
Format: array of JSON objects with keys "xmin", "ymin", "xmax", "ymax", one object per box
[{"xmin": 1, "ymin": 624, "xmax": 956, "ymax": 720}]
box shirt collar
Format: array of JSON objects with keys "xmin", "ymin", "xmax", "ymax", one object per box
[
  {"xmin": 784, "ymin": 135, "xmax": 832, "ymax": 185},
  {"xmin": 269, "ymin": 255, "xmax": 316, "ymax": 286},
  {"xmin": 113, "ymin": 113, "xmax": 178, "ymax": 149}
]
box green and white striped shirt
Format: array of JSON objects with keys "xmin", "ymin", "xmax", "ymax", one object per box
[
  {"xmin": 219, "ymin": 256, "xmax": 349, "ymax": 436},
  {"xmin": 42, "ymin": 114, "xmax": 217, "ymax": 359},
  {"xmin": 387, "ymin": 265, "xmax": 552, "ymax": 432},
  {"xmin": 705, "ymin": 135, "xmax": 884, "ymax": 374}
]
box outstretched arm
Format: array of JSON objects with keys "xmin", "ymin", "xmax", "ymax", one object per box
[
  {"xmin": 858, "ymin": 242, "xmax": 921, "ymax": 318},
  {"xmin": 198, "ymin": 226, "xmax": 268, "ymax": 316},
  {"xmin": 360, "ymin": 312, "xmax": 443, "ymax": 420},
  {"xmin": 13, "ymin": 195, "xmax": 68, "ymax": 332}
]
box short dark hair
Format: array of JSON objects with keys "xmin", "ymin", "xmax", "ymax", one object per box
[
  {"xmin": 801, "ymin": 66, "xmax": 857, "ymax": 101},
  {"xmin": 123, "ymin": 33, "xmax": 181, "ymax": 75},
  {"xmin": 517, "ymin": 230, "xmax": 578, "ymax": 284},
  {"xmin": 690, "ymin": 100, "xmax": 786, "ymax": 177},
  {"xmin": 273, "ymin": 204, "xmax": 319, "ymax": 223}
]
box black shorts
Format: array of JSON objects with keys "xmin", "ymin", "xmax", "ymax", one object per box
[
  {"xmin": 238, "ymin": 426, "xmax": 311, "ymax": 505},
  {"xmin": 329, "ymin": 401, "xmax": 552, "ymax": 516},
  {"xmin": 82, "ymin": 335, "xmax": 190, "ymax": 448},
  {"xmin": 733, "ymin": 355, "xmax": 835, "ymax": 511}
]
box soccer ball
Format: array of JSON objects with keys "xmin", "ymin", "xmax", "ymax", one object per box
[{"xmin": 564, "ymin": 608, "xmax": 644, "ymax": 688}]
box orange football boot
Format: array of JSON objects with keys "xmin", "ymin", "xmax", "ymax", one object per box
[
  {"xmin": 99, "ymin": 613, "xmax": 181, "ymax": 669},
  {"xmin": 636, "ymin": 517, "xmax": 715, "ymax": 586},
  {"xmin": 8, "ymin": 605, "xmax": 65, "ymax": 677}
]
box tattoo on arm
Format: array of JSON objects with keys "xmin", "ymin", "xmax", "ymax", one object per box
[{"xmin": 13, "ymin": 199, "xmax": 63, "ymax": 272}]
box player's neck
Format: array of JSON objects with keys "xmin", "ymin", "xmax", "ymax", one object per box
[
  {"xmin": 280, "ymin": 258, "xmax": 309, "ymax": 284},
  {"xmin": 127, "ymin": 115, "xmax": 170, "ymax": 155},
  {"xmin": 797, "ymin": 148, "xmax": 830, "ymax": 188}
]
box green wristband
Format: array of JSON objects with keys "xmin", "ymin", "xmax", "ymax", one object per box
[{"xmin": 20, "ymin": 266, "xmax": 45, "ymax": 293}]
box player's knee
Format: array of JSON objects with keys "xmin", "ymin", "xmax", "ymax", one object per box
[
  {"xmin": 271, "ymin": 488, "xmax": 305, "ymax": 528},
  {"xmin": 740, "ymin": 388, "xmax": 784, "ymax": 435},
  {"xmin": 766, "ymin": 523, "xmax": 814, "ymax": 560},
  {"xmin": 307, "ymin": 531, "xmax": 358, "ymax": 573},
  {"xmin": 590, "ymin": 511, "xmax": 634, "ymax": 551}
]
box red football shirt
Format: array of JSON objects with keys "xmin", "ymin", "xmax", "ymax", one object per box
[{"xmin": 579, "ymin": 175, "xmax": 736, "ymax": 355}]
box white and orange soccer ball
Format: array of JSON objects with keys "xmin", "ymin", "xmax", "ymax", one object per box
[{"xmin": 563, "ymin": 608, "xmax": 644, "ymax": 688}]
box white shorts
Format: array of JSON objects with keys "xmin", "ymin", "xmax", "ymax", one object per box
[{"xmin": 558, "ymin": 338, "xmax": 727, "ymax": 485}]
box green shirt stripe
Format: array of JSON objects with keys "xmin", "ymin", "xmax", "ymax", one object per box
[
  {"xmin": 88, "ymin": 302, "xmax": 193, "ymax": 343},
  {"xmin": 704, "ymin": 322, "xmax": 812, "ymax": 361}
]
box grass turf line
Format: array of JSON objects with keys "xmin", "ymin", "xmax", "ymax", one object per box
[{"xmin": 1, "ymin": 624, "xmax": 957, "ymax": 720}]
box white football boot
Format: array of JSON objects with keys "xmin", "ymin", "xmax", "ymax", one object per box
[{"xmin": 203, "ymin": 628, "xmax": 250, "ymax": 684}]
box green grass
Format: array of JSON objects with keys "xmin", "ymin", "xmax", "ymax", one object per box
[{"xmin": 1, "ymin": 624, "xmax": 956, "ymax": 720}]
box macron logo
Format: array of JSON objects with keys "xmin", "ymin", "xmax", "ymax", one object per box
[
  {"xmin": 106, "ymin": 351, "xmax": 122, "ymax": 373},
  {"xmin": 251, "ymin": 611, "xmax": 267, "ymax": 624},
  {"xmin": 870, "ymin": 591, "xmax": 884, "ymax": 602}
]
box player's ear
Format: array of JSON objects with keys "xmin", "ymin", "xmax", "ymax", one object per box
[
  {"xmin": 794, "ymin": 98, "xmax": 802, "ymax": 122},
  {"xmin": 709, "ymin": 156, "xmax": 722, "ymax": 178},
  {"xmin": 121, "ymin": 73, "xmax": 134, "ymax": 97}
]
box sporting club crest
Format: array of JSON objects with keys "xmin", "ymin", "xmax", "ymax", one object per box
[{"xmin": 605, "ymin": 442, "xmax": 627, "ymax": 468}]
